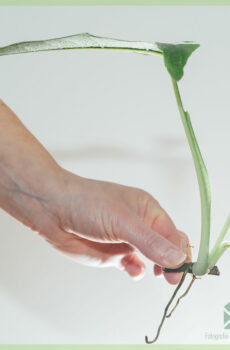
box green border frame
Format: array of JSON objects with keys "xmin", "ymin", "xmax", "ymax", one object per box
[
  {"xmin": 1, "ymin": 0, "xmax": 230, "ymax": 5},
  {"xmin": 1, "ymin": 0, "xmax": 230, "ymax": 349},
  {"xmin": 0, "ymin": 346, "xmax": 230, "ymax": 349}
]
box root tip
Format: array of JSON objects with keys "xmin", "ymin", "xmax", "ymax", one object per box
[{"xmin": 145, "ymin": 336, "xmax": 153, "ymax": 344}]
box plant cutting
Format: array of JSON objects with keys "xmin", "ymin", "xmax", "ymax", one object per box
[{"xmin": 0, "ymin": 33, "xmax": 229, "ymax": 343}]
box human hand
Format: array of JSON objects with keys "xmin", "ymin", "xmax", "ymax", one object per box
[
  {"xmin": 35, "ymin": 170, "xmax": 190, "ymax": 284},
  {"xmin": 0, "ymin": 99, "xmax": 190, "ymax": 284}
]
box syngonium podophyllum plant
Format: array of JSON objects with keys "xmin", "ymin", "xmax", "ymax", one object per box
[{"xmin": 0, "ymin": 33, "xmax": 230, "ymax": 343}]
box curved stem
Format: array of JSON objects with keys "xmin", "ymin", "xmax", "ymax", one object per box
[
  {"xmin": 163, "ymin": 262, "xmax": 219, "ymax": 276},
  {"xmin": 209, "ymin": 242, "xmax": 230, "ymax": 268},
  {"xmin": 0, "ymin": 46, "xmax": 162, "ymax": 57},
  {"xmin": 171, "ymin": 79, "xmax": 211, "ymax": 276},
  {"xmin": 208, "ymin": 213, "xmax": 230, "ymax": 268},
  {"xmin": 163, "ymin": 262, "xmax": 194, "ymax": 274},
  {"xmin": 0, "ymin": 33, "xmax": 163, "ymax": 57}
]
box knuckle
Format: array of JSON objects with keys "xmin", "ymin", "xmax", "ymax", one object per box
[
  {"xmin": 140, "ymin": 190, "xmax": 159, "ymax": 207},
  {"xmin": 138, "ymin": 191, "xmax": 162, "ymax": 224}
]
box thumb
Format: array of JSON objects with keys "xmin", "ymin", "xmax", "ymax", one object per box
[{"xmin": 120, "ymin": 214, "xmax": 186, "ymax": 269}]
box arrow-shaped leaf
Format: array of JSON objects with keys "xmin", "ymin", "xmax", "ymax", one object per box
[{"xmin": 156, "ymin": 42, "xmax": 200, "ymax": 81}]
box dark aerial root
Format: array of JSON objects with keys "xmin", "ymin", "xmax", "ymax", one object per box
[
  {"xmin": 145, "ymin": 265, "xmax": 190, "ymax": 344},
  {"xmin": 145, "ymin": 262, "xmax": 220, "ymax": 344},
  {"xmin": 166, "ymin": 274, "xmax": 196, "ymax": 318},
  {"xmin": 163, "ymin": 262, "xmax": 220, "ymax": 276}
]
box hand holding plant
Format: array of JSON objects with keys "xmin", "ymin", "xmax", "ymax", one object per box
[
  {"xmin": 0, "ymin": 99, "xmax": 188, "ymax": 283},
  {"xmin": 49, "ymin": 170, "xmax": 189, "ymax": 283},
  {"xmin": 1, "ymin": 32, "xmax": 229, "ymax": 343}
]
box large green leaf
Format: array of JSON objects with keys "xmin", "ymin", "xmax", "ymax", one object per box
[
  {"xmin": 0, "ymin": 32, "xmax": 162, "ymax": 56},
  {"xmin": 0, "ymin": 33, "xmax": 199, "ymax": 82},
  {"xmin": 156, "ymin": 42, "xmax": 200, "ymax": 81}
]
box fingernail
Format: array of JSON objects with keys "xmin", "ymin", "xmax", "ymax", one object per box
[{"xmin": 163, "ymin": 248, "xmax": 186, "ymax": 267}]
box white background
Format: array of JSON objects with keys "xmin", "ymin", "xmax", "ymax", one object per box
[{"xmin": 0, "ymin": 5, "xmax": 230, "ymax": 344}]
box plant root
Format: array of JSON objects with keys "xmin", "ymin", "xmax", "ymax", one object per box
[
  {"xmin": 186, "ymin": 244, "xmax": 194, "ymax": 262},
  {"xmin": 166, "ymin": 274, "xmax": 196, "ymax": 318},
  {"xmin": 145, "ymin": 262, "xmax": 220, "ymax": 344},
  {"xmin": 145, "ymin": 266, "xmax": 190, "ymax": 344}
]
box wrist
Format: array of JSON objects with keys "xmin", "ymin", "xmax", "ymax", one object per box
[
  {"xmin": 49, "ymin": 168, "xmax": 85, "ymax": 227},
  {"xmin": 0, "ymin": 99, "xmax": 83, "ymax": 234},
  {"xmin": 0, "ymin": 158, "xmax": 67, "ymax": 232}
]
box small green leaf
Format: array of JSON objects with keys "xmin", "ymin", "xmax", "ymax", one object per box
[{"xmin": 156, "ymin": 42, "xmax": 200, "ymax": 81}]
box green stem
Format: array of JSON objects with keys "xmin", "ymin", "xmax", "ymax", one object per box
[
  {"xmin": 171, "ymin": 79, "xmax": 211, "ymax": 276},
  {"xmin": 0, "ymin": 46, "xmax": 162, "ymax": 57},
  {"xmin": 208, "ymin": 243, "xmax": 230, "ymax": 269},
  {"xmin": 208, "ymin": 213, "xmax": 230, "ymax": 268}
]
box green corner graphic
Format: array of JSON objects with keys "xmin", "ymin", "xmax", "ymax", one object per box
[
  {"xmin": 225, "ymin": 302, "xmax": 230, "ymax": 312},
  {"xmin": 224, "ymin": 303, "xmax": 230, "ymax": 329}
]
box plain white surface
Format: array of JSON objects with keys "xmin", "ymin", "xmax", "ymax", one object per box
[{"xmin": 0, "ymin": 5, "xmax": 230, "ymax": 344}]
